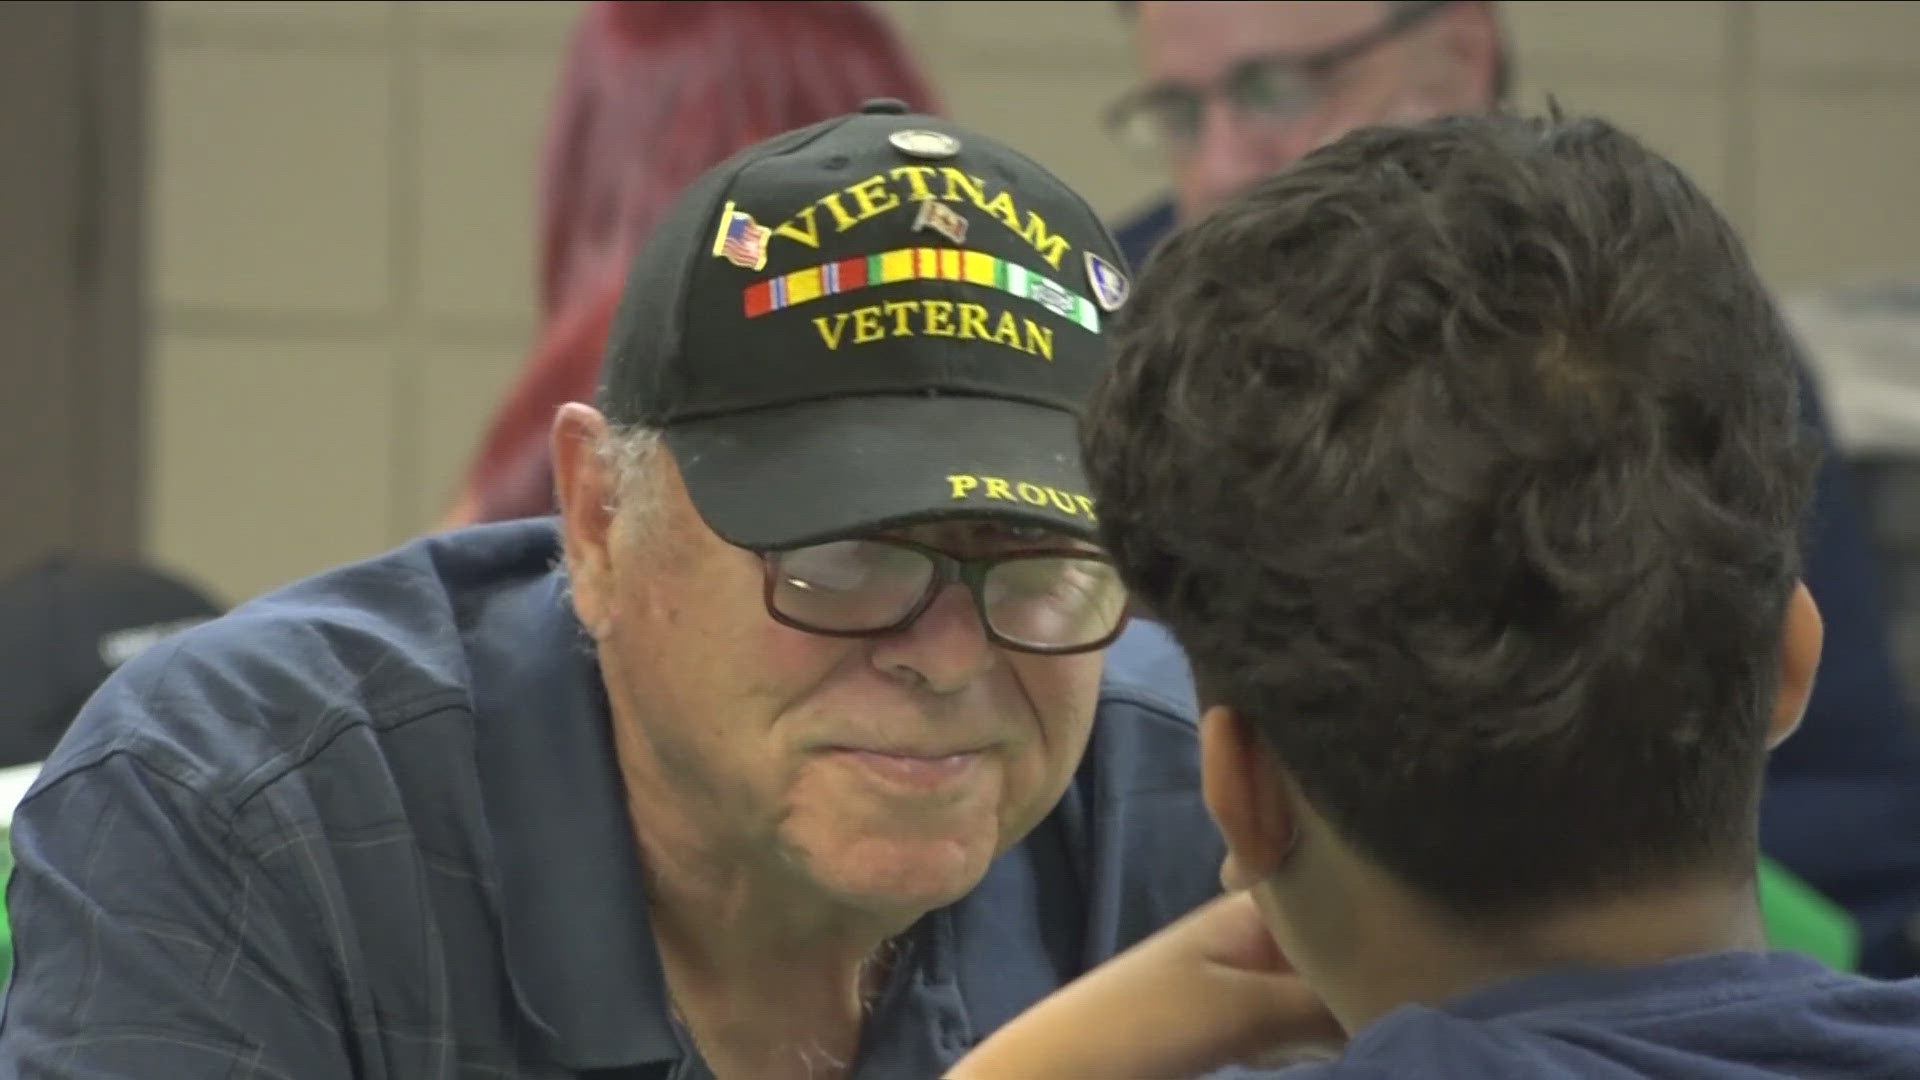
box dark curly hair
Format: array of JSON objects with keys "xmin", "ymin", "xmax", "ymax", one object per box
[{"xmin": 1083, "ymin": 110, "xmax": 1818, "ymax": 924}]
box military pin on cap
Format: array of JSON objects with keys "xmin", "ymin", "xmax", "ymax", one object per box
[
  {"xmin": 888, "ymin": 128, "xmax": 960, "ymax": 160},
  {"xmin": 711, "ymin": 200, "xmax": 770, "ymax": 271},
  {"xmin": 1084, "ymin": 252, "xmax": 1130, "ymax": 313},
  {"xmin": 912, "ymin": 199, "xmax": 969, "ymax": 245}
]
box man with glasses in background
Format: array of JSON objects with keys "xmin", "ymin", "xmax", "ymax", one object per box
[
  {"xmin": 0, "ymin": 102, "xmax": 1223, "ymax": 1079},
  {"xmin": 1102, "ymin": 0, "xmax": 1920, "ymax": 980}
]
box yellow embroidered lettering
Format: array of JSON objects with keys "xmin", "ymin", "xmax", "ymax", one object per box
[
  {"xmin": 991, "ymin": 310, "xmax": 1024, "ymax": 350},
  {"xmin": 1018, "ymin": 212, "xmax": 1070, "ymax": 269},
  {"xmin": 846, "ymin": 174, "xmax": 899, "ymax": 221},
  {"xmin": 890, "ymin": 165, "xmax": 939, "ymax": 202},
  {"xmin": 948, "ymin": 473, "xmax": 1096, "ymax": 519},
  {"xmin": 957, "ymin": 303, "xmax": 991, "ymax": 342},
  {"xmin": 938, "ymin": 167, "xmax": 987, "ymax": 209},
  {"xmin": 770, "ymin": 170, "xmax": 1071, "ymax": 269},
  {"xmin": 883, "ymin": 299, "xmax": 918, "ymax": 335},
  {"xmin": 819, "ymin": 191, "xmax": 858, "ymax": 231},
  {"xmin": 1022, "ymin": 318, "xmax": 1054, "ymax": 362},
  {"xmin": 808, "ymin": 300, "xmax": 1053, "ymax": 360},
  {"xmin": 851, "ymin": 305, "xmax": 886, "ymax": 344},
  {"xmin": 813, "ymin": 312, "xmax": 851, "ymax": 350},
  {"xmin": 981, "ymin": 189, "xmax": 1022, "ymax": 233},
  {"xmin": 772, "ymin": 205, "xmax": 821, "ymax": 248},
  {"xmin": 922, "ymin": 299, "xmax": 956, "ymax": 337}
]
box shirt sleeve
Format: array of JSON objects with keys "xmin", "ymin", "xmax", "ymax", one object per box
[{"xmin": 0, "ymin": 751, "xmax": 353, "ymax": 1078}]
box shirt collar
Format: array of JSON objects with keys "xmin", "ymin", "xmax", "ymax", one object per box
[
  {"xmin": 466, "ymin": 545, "xmax": 682, "ymax": 1070},
  {"xmin": 1434, "ymin": 950, "xmax": 1830, "ymax": 1023}
]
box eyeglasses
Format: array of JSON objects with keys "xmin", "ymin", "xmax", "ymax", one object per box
[
  {"xmin": 759, "ymin": 535, "xmax": 1131, "ymax": 656},
  {"xmin": 1104, "ymin": 0, "xmax": 1456, "ymax": 162}
]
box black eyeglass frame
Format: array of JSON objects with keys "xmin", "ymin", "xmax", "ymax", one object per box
[{"xmin": 756, "ymin": 534, "xmax": 1132, "ymax": 656}]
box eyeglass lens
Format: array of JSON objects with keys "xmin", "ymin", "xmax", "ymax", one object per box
[
  {"xmin": 770, "ymin": 539, "xmax": 1127, "ymax": 650},
  {"xmin": 1114, "ymin": 56, "xmax": 1320, "ymax": 155}
]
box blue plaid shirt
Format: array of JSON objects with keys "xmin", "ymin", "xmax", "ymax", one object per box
[{"xmin": 0, "ymin": 519, "xmax": 1222, "ymax": 1078}]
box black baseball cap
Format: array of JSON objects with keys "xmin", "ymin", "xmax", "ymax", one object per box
[
  {"xmin": 0, "ymin": 555, "xmax": 222, "ymax": 768},
  {"xmin": 597, "ymin": 99, "xmax": 1132, "ymax": 549}
]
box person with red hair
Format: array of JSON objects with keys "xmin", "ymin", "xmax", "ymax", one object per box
[{"xmin": 443, "ymin": 0, "xmax": 942, "ymax": 527}]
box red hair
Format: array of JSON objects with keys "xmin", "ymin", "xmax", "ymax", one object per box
[{"xmin": 450, "ymin": 0, "xmax": 941, "ymax": 526}]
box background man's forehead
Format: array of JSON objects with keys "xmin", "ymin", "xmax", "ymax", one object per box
[{"xmin": 1138, "ymin": 0, "xmax": 1390, "ymax": 75}]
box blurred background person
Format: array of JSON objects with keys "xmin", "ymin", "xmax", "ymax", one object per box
[
  {"xmin": 0, "ymin": 554, "xmax": 223, "ymax": 983},
  {"xmin": 0, "ymin": 556, "xmax": 222, "ymax": 772},
  {"xmin": 116, "ymin": 0, "xmax": 1920, "ymax": 644},
  {"xmin": 1788, "ymin": 282, "xmax": 1920, "ymax": 697},
  {"xmin": 1099, "ymin": 0, "xmax": 1920, "ymax": 978},
  {"xmin": 440, "ymin": 0, "xmax": 941, "ymax": 527}
]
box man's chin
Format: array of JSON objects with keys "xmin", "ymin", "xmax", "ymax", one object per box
[{"xmin": 798, "ymin": 833, "xmax": 996, "ymax": 916}]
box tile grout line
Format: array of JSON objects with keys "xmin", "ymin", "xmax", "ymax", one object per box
[
  {"xmin": 388, "ymin": 0, "xmax": 425, "ymax": 543},
  {"xmin": 1725, "ymin": 1, "xmax": 1757, "ymax": 246}
]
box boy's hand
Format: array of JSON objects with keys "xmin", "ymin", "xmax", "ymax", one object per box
[{"xmin": 948, "ymin": 891, "xmax": 1344, "ymax": 1079}]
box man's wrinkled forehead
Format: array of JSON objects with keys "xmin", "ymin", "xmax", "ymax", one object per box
[{"xmin": 1135, "ymin": 0, "xmax": 1391, "ymax": 82}]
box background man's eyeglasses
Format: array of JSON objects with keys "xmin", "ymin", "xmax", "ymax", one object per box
[
  {"xmin": 759, "ymin": 535, "xmax": 1130, "ymax": 656},
  {"xmin": 1104, "ymin": 0, "xmax": 1456, "ymax": 161}
]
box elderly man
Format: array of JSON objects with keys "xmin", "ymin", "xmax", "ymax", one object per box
[
  {"xmin": 1103, "ymin": 0, "xmax": 1920, "ymax": 978},
  {"xmin": 0, "ymin": 102, "xmax": 1221, "ymax": 1079},
  {"xmin": 956, "ymin": 108, "xmax": 1920, "ymax": 1080}
]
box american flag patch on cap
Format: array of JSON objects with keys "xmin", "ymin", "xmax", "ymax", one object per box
[{"xmin": 711, "ymin": 201, "xmax": 771, "ymax": 271}]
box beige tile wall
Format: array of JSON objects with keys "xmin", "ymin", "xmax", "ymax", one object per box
[{"xmin": 147, "ymin": 0, "xmax": 1920, "ymax": 603}]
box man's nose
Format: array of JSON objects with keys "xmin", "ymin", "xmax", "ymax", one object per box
[{"xmin": 868, "ymin": 581, "xmax": 997, "ymax": 695}]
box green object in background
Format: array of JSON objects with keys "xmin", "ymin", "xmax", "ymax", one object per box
[
  {"xmin": 1758, "ymin": 854, "xmax": 1860, "ymax": 971},
  {"xmin": 1, "ymin": 824, "xmax": 11, "ymax": 988}
]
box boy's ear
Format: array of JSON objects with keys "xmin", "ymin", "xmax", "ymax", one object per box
[
  {"xmin": 1201, "ymin": 705, "xmax": 1298, "ymax": 891},
  {"xmin": 1767, "ymin": 581, "xmax": 1823, "ymax": 751}
]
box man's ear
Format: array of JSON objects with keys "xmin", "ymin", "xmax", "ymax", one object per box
[
  {"xmin": 1201, "ymin": 705, "xmax": 1297, "ymax": 892},
  {"xmin": 1768, "ymin": 580, "xmax": 1824, "ymax": 751},
  {"xmin": 551, "ymin": 403, "xmax": 617, "ymax": 637}
]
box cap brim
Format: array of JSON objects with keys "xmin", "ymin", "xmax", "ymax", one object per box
[{"xmin": 665, "ymin": 395, "xmax": 1099, "ymax": 550}]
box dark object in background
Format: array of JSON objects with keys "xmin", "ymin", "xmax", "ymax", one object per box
[
  {"xmin": 1786, "ymin": 282, "xmax": 1920, "ymax": 709},
  {"xmin": 0, "ymin": 554, "xmax": 222, "ymax": 767}
]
